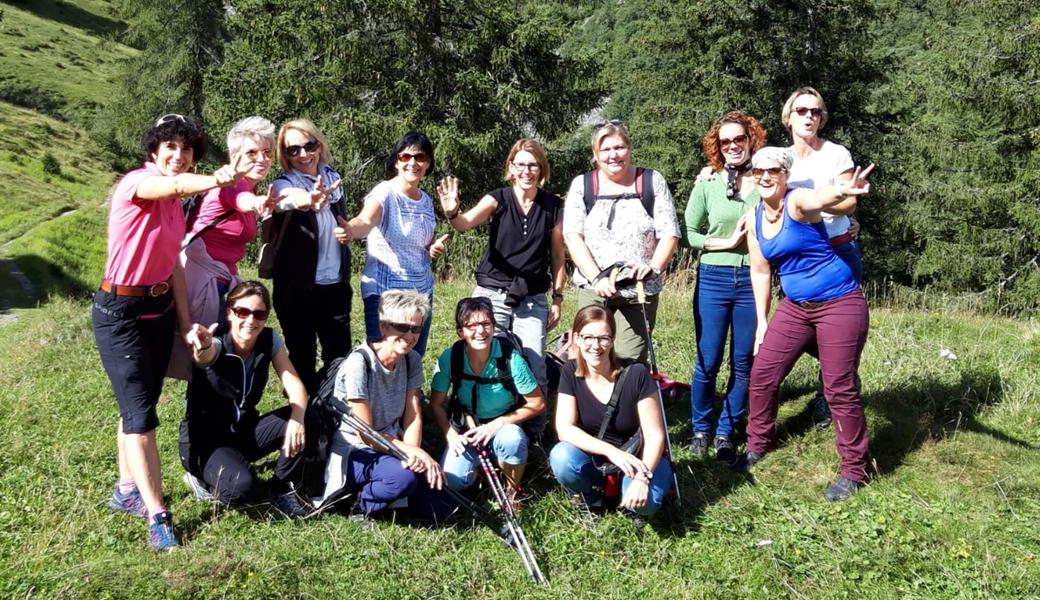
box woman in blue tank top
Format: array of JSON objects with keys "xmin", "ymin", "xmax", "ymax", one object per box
[{"xmin": 742, "ymin": 146, "xmax": 875, "ymax": 502}]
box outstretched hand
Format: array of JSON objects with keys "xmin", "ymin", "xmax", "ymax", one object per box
[
  {"xmin": 185, "ymin": 322, "xmax": 218, "ymax": 353},
  {"xmin": 214, "ymin": 152, "xmax": 249, "ymax": 188},
  {"xmin": 840, "ymin": 164, "xmax": 875, "ymax": 197},
  {"xmin": 436, "ymin": 176, "xmax": 461, "ymax": 216}
]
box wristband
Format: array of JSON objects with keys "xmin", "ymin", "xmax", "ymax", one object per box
[{"xmin": 446, "ymin": 209, "xmax": 460, "ymax": 220}]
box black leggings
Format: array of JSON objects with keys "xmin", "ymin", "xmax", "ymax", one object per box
[{"xmin": 179, "ymin": 405, "xmax": 319, "ymax": 504}]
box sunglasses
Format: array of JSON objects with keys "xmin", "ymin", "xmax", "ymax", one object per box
[
  {"xmin": 719, "ymin": 134, "xmax": 749, "ymax": 148},
  {"xmin": 592, "ymin": 119, "xmax": 624, "ymax": 130},
  {"xmin": 793, "ymin": 107, "xmax": 823, "ymax": 118},
  {"xmin": 284, "ymin": 140, "xmax": 320, "ymax": 158},
  {"xmin": 245, "ymin": 148, "xmax": 273, "ymax": 161},
  {"xmin": 230, "ymin": 306, "xmax": 269, "ymax": 320},
  {"xmin": 383, "ymin": 321, "xmax": 423, "ymax": 335},
  {"xmin": 397, "ymin": 152, "xmax": 430, "ymax": 164},
  {"xmin": 752, "ymin": 167, "xmax": 788, "ymax": 178},
  {"xmin": 155, "ymin": 113, "xmax": 186, "ymax": 127}
]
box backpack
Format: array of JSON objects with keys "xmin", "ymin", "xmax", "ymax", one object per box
[
  {"xmin": 447, "ymin": 331, "xmax": 529, "ymax": 430},
  {"xmin": 581, "ymin": 167, "xmax": 657, "ymax": 228}
]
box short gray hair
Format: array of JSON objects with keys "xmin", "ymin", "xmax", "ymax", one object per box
[
  {"xmin": 379, "ymin": 290, "xmax": 431, "ymax": 324},
  {"xmin": 226, "ymin": 116, "xmax": 276, "ymax": 155},
  {"xmin": 751, "ymin": 146, "xmax": 793, "ymax": 171}
]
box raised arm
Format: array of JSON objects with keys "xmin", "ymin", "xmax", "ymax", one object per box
[
  {"xmin": 136, "ymin": 152, "xmax": 250, "ymax": 201},
  {"xmin": 436, "ymin": 176, "xmax": 498, "ymax": 232},
  {"xmin": 791, "ymin": 164, "xmax": 875, "ymax": 220}
]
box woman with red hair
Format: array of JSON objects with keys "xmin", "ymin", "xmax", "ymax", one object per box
[{"xmin": 681, "ymin": 111, "xmax": 767, "ymax": 464}]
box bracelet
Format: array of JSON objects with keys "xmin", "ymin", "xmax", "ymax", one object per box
[{"xmin": 446, "ymin": 209, "xmax": 459, "ymax": 220}]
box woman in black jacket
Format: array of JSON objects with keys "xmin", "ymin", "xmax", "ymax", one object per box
[{"xmin": 180, "ymin": 281, "xmax": 317, "ymax": 517}]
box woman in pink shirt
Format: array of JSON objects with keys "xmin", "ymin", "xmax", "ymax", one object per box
[{"xmin": 93, "ymin": 114, "xmax": 248, "ymax": 551}]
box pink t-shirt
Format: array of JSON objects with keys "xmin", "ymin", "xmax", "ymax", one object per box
[
  {"xmin": 103, "ymin": 162, "xmax": 186, "ymax": 286},
  {"xmin": 191, "ymin": 179, "xmax": 257, "ymax": 275}
]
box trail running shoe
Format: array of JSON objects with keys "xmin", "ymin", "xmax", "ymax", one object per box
[
  {"xmin": 824, "ymin": 477, "xmax": 864, "ymax": 502},
  {"xmin": 108, "ymin": 485, "xmax": 148, "ymax": 520},
  {"xmin": 810, "ymin": 393, "xmax": 833, "ymax": 428},
  {"xmin": 149, "ymin": 511, "xmax": 180, "ymax": 552},
  {"xmin": 690, "ymin": 432, "xmax": 711, "ymax": 458},
  {"xmin": 713, "ymin": 435, "xmax": 737, "ymax": 466},
  {"xmin": 182, "ymin": 472, "xmax": 217, "ymax": 503},
  {"xmin": 733, "ymin": 450, "xmax": 766, "ymax": 474},
  {"xmin": 272, "ymin": 490, "xmax": 310, "ymax": 518}
]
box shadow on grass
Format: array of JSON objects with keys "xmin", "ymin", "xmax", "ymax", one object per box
[
  {"xmin": 0, "ymin": 254, "xmax": 93, "ymax": 310},
  {"xmin": 7, "ymin": 0, "xmax": 126, "ymax": 39}
]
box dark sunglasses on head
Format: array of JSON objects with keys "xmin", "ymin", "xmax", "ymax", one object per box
[
  {"xmin": 793, "ymin": 107, "xmax": 823, "ymax": 118},
  {"xmin": 284, "ymin": 139, "xmax": 320, "ymax": 157},
  {"xmin": 592, "ymin": 119, "xmax": 624, "ymax": 130},
  {"xmin": 230, "ymin": 306, "xmax": 269, "ymax": 320},
  {"xmin": 719, "ymin": 134, "xmax": 749, "ymax": 148},
  {"xmin": 397, "ymin": 152, "xmax": 430, "ymax": 164},
  {"xmin": 752, "ymin": 167, "xmax": 787, "ymax": 178},
  {"xmin": 383, "ymin": 321, "xmax": 423, "ymax": 335},
  {"xmin": 155, "ymin": 113, "xmax": 186, "ymax": 127}
]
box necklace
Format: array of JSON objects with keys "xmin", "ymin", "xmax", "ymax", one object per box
[{"xmin": 763, "ymin": 204, "xmax": 783, "ymax": 224}]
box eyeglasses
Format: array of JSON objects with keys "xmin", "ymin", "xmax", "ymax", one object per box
[
  {"xmin": 245, "ymin": 148, "xmax": 273, "ymax": 161},
  {"xmin": 383, "ymin": 321, "xmax": 423, "ymax": 335},
  {"xmin": 511, "ymin": 162, "xmax": 541, "ymax": 172},
  {"xmin": 752, "ymin": 167, "xmax": 787, "ymax": 178},
  {"xmin": 578, "ymin": 334, "xmax": 613, "ymax": 347},
  {"xmin": 155, "ymin": 113, "xmax": 186, "ymax": 127},
  {"xmin": 462, "ymin": 320, "xmax": 494, "ymax": 332},
  {"xmin": 793, "ymin": 107, "xmax": 823, "ymax": 118},
  {"xmin": 719, "ymin": 134, "xmax": 749, "ymax": 148},
  {"xmin": 230, "ymin": 306, "xmax": 269, "ymax": 321},
  {"xmin": 284, "ymin": 140, "xmax": 320, "ymax": 158},
  {"xmin": 398, "ymin": 152, "xmax": 430, "ymax": 164}
]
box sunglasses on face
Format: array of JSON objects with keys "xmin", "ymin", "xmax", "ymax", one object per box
[
  {"xmin": 397, "ymin": 152, "xmax": 430, "ymax": 164},
  {"xmin": 384, "ymin": 321, "xmax": 423, "ymax": 335},
  {"xmin": 245, "ymin": 148, "xmax": 273, "ymax": 161},
  {"xmin": 719, "ymin": 134, "xmax": 749, "ymax": 148},
  {"xmin": 284, "ymin": 140, "xmax": 320, "ymax": 158},
  {"xmin": 752, "ymin": 167, "xmax": 788, "ymax": 178},
  {"xmin": 578, "ymin": 334, "xmax": 613, "ymax": 347},
  {"xmin": 230, "ymin": 306, "xmax": 269, "ymax": 321},
  {"xmin": 793, "ymin": 107, "xmax": 823, "ymax": 118},
  {"xmin": 155, "ymin": 113, "xmax": 186, "ymax": 127}
]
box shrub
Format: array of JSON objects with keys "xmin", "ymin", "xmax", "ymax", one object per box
[{"xmin": 41, "ymin": 152, "xmax": 61, "ymax": 176}]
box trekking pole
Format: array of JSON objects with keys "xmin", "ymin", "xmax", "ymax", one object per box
[
  {"xmin": 464, "ymin": 417, "xmax": 547, "ymax": 585},
  {"xmin": 636, "ymin": 280, "xmax": 683, "ymax": 505}
]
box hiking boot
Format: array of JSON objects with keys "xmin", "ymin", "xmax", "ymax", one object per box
[
  {"xmin": 732, "ymin": 450, "xmax": 766, "ymax": 474},
  {"xmin": 690, "ymin": 432, "xmax": 712, "ymax": 458},
  {"xmin": 148, "ymin": 511, "xmax": 180, "ymax": 552},
  {"xmin": 713, "ymin": 435, "xmax": 737, "ymax": 466},
  {"xmin": 823, "ymin": 477, "xmax": 864, "ymax": 502},
  {"xmin": 108, "ymin": 485, "xmax": 148, "ymax": 520},
  {"xmin": 810, "ymin": 393, "xmax": 833, "ymax": 428},
  {"xmin": 505, "ymin": 485, "xmax": 527, "ymax": 513},
  {"xmin": 272, "ymin": 490, "xmax": 310, "ymax": 518},
  {"xmin": 182, "ymin": 472, "xmax": 217, "ymax": 503}
]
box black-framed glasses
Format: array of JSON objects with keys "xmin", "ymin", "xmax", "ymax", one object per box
[
  {"xmin": 511, "ymin": 162, "xmax": 541, "ymax": 171},
  {"xmin": 285, "ymin": 139, "xmax": 320, "ymax": 158},
  {"xmin": 230, "ymin": 306, "xmax": 269, "ymax": 321},
  {"xmin": 578, "ymin": 333, "xmax": 613, "ymax": 347},
  {"xmin": 793, "ymin": 107, "xmax": 823, "ymax": 118},
  {"xmin": 752, "ymin": 167, "xmax": 787, "ymax": 178},
  {"xmin": 155, "ymin": 113, "xmax": 186, "ymax": 127},
  {"xmin": 383, "ymin": 321, "xmax": 423, "ymax": 335}
]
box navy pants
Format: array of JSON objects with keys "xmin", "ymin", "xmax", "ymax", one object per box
[
  {"xmin": 345, "ymin": 447, "xmax": 456, "ymax": 521},
  {"xmin": 690, "ymin": 264, "xmax": 756, "ymax": 439}
]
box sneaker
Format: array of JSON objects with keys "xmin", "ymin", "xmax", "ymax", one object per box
[
  {"xmin": 810, "ymin": 393, "xmax": 833, "ymax": 428},
  {"xmin": 732, "ymin": 450, "xmax": 766, "ymax": 474},
  {"xmin": 183, "ymin": 472, "xmax": 217, "ymax": 503},
  {"xmin": 823, "ymin": 477, "xmax": 864, "ymax": 502},
  {"xmin": 108, "ymin": 485, "xmax": 148, "ymax": 520},
  {"xmin": 713, "ymin": 435, "xmax": 737, "ymax": 466},
  {"xmin": 690, "ymin": 432, "xmax": 712, "ymax": 458},
  {"xmin": 149, "ymin": 511, "xmax": 180, "ymax": 552},
  {"xmin": 272, "ymin": 490, "xmax": 310, "ymax": 518}
]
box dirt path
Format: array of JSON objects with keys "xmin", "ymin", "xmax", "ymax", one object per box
[{"xmin": 0, "ymin": 207, "xmax": 80, "ymax": 325}]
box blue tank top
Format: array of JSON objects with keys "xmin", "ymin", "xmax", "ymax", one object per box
[{"xmin": 755, "ymin": 193, "xmax": 858, "ymax": 303}]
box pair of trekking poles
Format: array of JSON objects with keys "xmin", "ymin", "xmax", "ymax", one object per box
[{"xmin": 325, "ymin": 398, "xmax": 547, "ymax": 586}]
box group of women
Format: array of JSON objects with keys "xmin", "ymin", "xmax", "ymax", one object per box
[{"xmin": 93, "ymin": 86, "xmax": 873, "ymax": 551}]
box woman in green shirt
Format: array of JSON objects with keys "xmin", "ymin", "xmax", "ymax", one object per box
[{"xmin": 682, "ymin": 111, "xmax": 767, "ymax": 464}]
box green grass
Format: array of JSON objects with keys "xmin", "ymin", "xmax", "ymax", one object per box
[
  {"xmin": 0, "ymin": 0, "xmax": 136, "ymax": 119},
  {"xmin": 1, "ymin": 274, "xmax": 1038, "ymax": 598}
]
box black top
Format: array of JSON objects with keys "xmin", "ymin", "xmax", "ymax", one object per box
[
  {"xmin": 270, "ymin": 182, "xmax": 351, "ymax": 291},
  {"xmin": 184, "ymin": 328, "xmax": 275, "ymax": 432},
  {"xmin": 474, "ymin": 187, "xmax": 561, "ymax": 295},
  {"xmin": 557, "ymin": 360, "xmax": 655, "ymax": 447}
]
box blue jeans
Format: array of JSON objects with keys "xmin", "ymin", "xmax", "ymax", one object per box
[
  {"xmin": 440, "ymin": 423, "xmax": 529, "ymax": 490},
  {"xmin": 548, "ymin": 441, "xmax": 672, "ymax": 516},
  {"xmin": 363, "ymin": 293, "xmax": 434, "ymax": 357},
  {"xmin": 833, "ymin": 240, "xmax": 863, "ymax": 283},
  {"xmin": 690, "ymin": 264, "xmax": 755, "ymax": 438}
]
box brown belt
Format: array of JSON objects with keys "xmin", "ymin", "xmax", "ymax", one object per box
[
  {"xmin": 100, "ymin": 279, "xmax": 171, "ymax": 297},
  {"xmin": 830, "ymin": 231, "xmax": 855, "ymax": 247}
]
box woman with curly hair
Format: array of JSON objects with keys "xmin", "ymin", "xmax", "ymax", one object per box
[{"xmin": 682, "ymin": 111, "xmax": 767, "ymax": 464}]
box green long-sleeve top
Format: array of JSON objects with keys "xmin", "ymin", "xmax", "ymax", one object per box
[{"xmin": 682, "ymin": 175, "xmax": 758, "ymax": 267}]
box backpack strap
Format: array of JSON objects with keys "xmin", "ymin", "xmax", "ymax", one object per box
[
  {"xmin": 582, "ymin": 170, "xmax": 597, "ymax": 215},
  {"xmin": 182, "ymin": 209, "xmax": 236, "ymax": 250},
  {"xmin": 636, "ymin": 167, "xmax": 655, "ymax": 219},
  {"xmin": 448, "ymin": 337, "xmax": 523, "ymax": 424},
  {"xmin": 596, "ymin": 364, "xmax": 633, "ymax": 441}
]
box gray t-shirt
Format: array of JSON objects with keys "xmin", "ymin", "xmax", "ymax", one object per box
[{"xmin": 333, "ymin": 343, "xmax": 424, "ymax": 446}]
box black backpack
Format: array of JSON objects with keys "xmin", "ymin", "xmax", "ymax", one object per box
[
  {"xmin": 447, "ymin": 331, "xmax": 529, "ymax": 429},
  {"xmin": 581, "ymin": 167, "xmax": 657, "ymax": 228}
]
